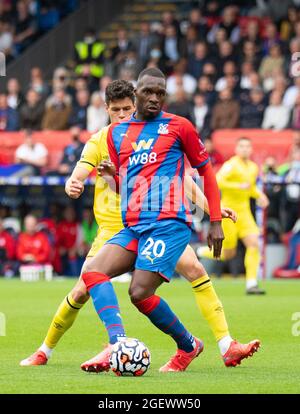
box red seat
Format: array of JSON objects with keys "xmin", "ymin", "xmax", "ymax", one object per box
[
  {"xmin": 0, "ymin": 153, "xmax": 9, "ymax": 165},
  {"xmin": 0, "ymin": 131, "xmax": 91, "ymax": 172}
]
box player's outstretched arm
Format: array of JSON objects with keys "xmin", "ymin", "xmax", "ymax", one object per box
[
  {"xmin": 184, "ymin": 175, "xmax": 208, "ymax": 213},
  {"xmin": 184, "ymin": 175, "xmax": 237, "ymax": 222},
  {"xmin": 196, "ymin": 162, "xmax": 224, "ymax": 258},
  {"xmin": 179, "ymin": 118, "xmax": 224, "ymax": 257},
  {"xmin": 65, "ymin": 166, "xmax": 89, "ymax": 199}
]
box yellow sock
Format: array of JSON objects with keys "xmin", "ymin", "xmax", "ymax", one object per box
[
  {"xmin": 191, "ymin": 275, "xmax": 229, "ymax": 342},
  {"xmin": 244, "ymin": 246, "xmax": 260, "ymax": 287},
  {"xmin": 44, "ymin": 295, "xmax": 84, "ymax": 349}
]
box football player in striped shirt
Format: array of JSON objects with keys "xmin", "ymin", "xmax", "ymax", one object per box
[
  {"xmin": 20, "ymin": 78, "xmax": 259, "ymax": 371},
  {"xmin": 81, "ymin": 69, "xmax": 259, "ymax": 372}
]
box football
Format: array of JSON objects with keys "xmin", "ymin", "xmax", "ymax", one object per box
[{"xmin": 109, "ymin": 338, "xmax": 151, "ymax": 377}]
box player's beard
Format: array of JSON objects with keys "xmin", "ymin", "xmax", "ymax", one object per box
[{"xmin": 144, "ymin": 106, "xmax": 160, "ymax": 119}]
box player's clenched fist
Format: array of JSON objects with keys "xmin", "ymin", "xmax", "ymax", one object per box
[
  {"xmin": 65, "ymin": 178, "xmax": 84, "ymax": 199},
  {"xmin": 97, "ymin": 160, "xmax": 116, "ymax": 177}
]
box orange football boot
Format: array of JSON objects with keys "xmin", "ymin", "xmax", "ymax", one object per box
[
  {"xmin": 20, "ymin": 350, "xmax": 48, "ymax": 366},
  {"xmin": 80, "ymin": 344, "xmax": 113, "ymax": 373},
  {"xmin": 223, "ymin": 339, "xmax": 260, "ymax": 367},
  {"xmin": 159, "ymin": 338, "xmax": 204, "ymax": 372}
]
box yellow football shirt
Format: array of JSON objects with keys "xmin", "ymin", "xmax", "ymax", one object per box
[
  {"xmin": 77, "ymin": 126, "xmax": 123, "ymax": 232},
  {"xmin": 217, "ymin": 155, "xmax": 261, "ymax": 211}
]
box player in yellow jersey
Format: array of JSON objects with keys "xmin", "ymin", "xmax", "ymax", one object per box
[
  {"xmin": 20, "ymin": 81, "xmax": 260, "ymax": 369},
  {"xmin": 199, "ymin": 137, "xmax": 269, "ymax": 295}
]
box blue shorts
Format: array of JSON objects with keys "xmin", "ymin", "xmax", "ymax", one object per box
[{"xmin": 106, "ymin": 219, "xmax": 191, "ymax": 281}]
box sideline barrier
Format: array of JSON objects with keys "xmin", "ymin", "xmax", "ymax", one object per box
[
  {"xmin": 20, "ymin": 264, "xmax": 53, "ymax": 282},
  {"xmin": 0, "ymin": 129, "xmax": 295, "ymax": 171}
]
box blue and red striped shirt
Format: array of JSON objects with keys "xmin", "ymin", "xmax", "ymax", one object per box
[{"xmin": 107, "ymin": 111, "xmax": 219, "ymax": 227}]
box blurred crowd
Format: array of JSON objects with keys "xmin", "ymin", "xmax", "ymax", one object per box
[
  {"xmin": 3, "ymin": 2, "xmax": 300, "ymax": 137},
  {"xmin": 0, "ymin": 0, "xmax": 80, "ymax": 62},
  {"xmin": 12, "ymin": 127, "xmax": 85, "ymax": 176}
]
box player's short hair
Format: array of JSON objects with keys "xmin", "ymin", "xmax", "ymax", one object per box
[
  {"xmin": 105, "ymin": 80, "xmax": 135, "ymax": 105},
  {"xmin": 137, "ymin": 67, "xmax": 166, "ymax": 85},
  {"xmin": 237, "ymin": 137, "xmax": 252, "ymax": 144}
]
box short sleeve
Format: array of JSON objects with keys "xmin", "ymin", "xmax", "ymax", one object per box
[{"xmin": 77, "ymin": 128, "xmax": 105, "ymax": 172}]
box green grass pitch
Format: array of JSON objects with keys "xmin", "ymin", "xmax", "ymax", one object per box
[{"xmin": 0, "ymin": 278, "xmax": 299, "ymax": 394}]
